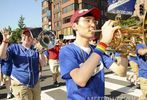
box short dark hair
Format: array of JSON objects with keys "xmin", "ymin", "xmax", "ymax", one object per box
[
  {"xmin": 72, "ymin": 30, "xmax": 76, "ymax": 36},
  {"xmin": 83, "ymin": 13, "xmax": 93, "ymax": 17}
]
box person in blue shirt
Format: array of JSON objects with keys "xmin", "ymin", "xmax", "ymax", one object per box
[
  {"xmin": 1, "ymin": 59, "xmax": 13, "ymax": 99},
  {"xmin": 0, "ymin": 59, "xmax": 4, "ymax": 87},
  {"xmin": 0, "ymin": 27, "xmax": 46, "ymax": 100},
  {"xmin": 136, "ymin": 41, "xmax": 147, "ymax": 100},
  {"xmin": 59, "ymin": 8, "xmax": 128, "ymax": 100}
]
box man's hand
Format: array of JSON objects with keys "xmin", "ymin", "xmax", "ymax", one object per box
[
  {"xmin": 34, "ymin": 42, "xmax": 45, "ymax": 53},
  {"xmin": 0, "ymin": 28, "xmax": 12, "ymax": 42},
  {"xmin": 100, "ymin": 20, "xmax": 120, "ymax": 45}
]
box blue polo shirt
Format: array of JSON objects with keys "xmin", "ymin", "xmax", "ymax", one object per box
[
  {"xmin": 7, "ymin": 43, "xmax": 40, "ymax": 88},
  {"xmin": 136, "ymin": 44, "xmax": 147, "ymax": 78},
  {"xmin": 59, "ymin": 43, "xmax": 114, "ymax": 100},
  {"xmin": 1, "ymin": 59, "xmax": 12, "ymax": 76}
]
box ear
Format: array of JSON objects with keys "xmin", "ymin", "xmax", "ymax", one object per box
[{"xmin": 72, "ymin": 23, "xmax": 78, "ymax": 31}]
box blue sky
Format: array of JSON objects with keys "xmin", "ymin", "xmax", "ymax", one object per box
[{"xmin": 0, "ymin": 0, "xmax": 42, "ymax": 30}]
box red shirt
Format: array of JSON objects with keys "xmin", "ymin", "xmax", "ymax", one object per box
[{"xmin": 48, "ymin": 45, "xmax": 61, "ymax": 60}]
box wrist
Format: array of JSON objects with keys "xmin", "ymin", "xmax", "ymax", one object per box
[
  {"xmin": 39, "ymin": 49, "xmax": 45, "ymax": 54},
  {"xmin": 2, "ymin": 40, "xmax": 9, "ymax": 44},
  {"xmin": 94, "ymin": 42, "xmax": 108, "ymax": 56},
  {"xmin": 100, "ymin": 40, "xmax": 109, "ymax": 46}
]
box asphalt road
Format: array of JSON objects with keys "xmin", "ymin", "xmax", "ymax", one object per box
[{"xmin": 0, "ymin": 66, "xmax": 142, "ymax": 100}]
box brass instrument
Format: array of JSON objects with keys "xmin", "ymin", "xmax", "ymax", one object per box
[
  {"xmin": 93, "ymin": 12, "xmax": 147, "ymax": 56},
  {"xmin": 37, "ymin": 30, "xmax": 57, "ymax": 49},
  {"xmin": 108, "ymin": 12, "xmax": 147, "ymax": 56},
  {"xmin": 22, "ymin": 28, "xmax": 57, "ymax": 49}
]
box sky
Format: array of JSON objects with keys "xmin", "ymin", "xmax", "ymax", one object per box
[{"xmin": 0, "ymin": 0, "xmax": 42, "ymax": 30}]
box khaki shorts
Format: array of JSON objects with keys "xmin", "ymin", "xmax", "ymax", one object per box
[
  {"xmin": 49, "ymin": 59, "xmax": 60, "ymax": 74},
  {"xmin": 139, "ymin": 77, "xmax": 147, "ymax": 100},
  {"xmin": 129, "ymin": 61, "xmax": 138, "ymax": 75},
  {"xmin": 11, "ymin": 80, "xmax": 41, "ymax": 100}
]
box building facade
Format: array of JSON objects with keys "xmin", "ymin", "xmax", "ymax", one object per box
[
  {"xmin": 42, "ymin": 0, "xmax": 147, "ymax": 38},
  {"xmin": 42, "ymin": 0, "xmax": 52, "ymax": 30}
]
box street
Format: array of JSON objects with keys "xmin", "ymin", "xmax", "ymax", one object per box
[{"xmin": 0, "ymin": 66, "xmax": 142, "ymax": 100}]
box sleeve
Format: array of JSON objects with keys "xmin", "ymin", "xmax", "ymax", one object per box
[
  {"xmin": 101, "ymin": 53, "xmax": 114, "ymax": 69},
  {"xmin": 1, "ymin": 59, "xmax": 12, "ymax": 76},
  {"xmin": 44, "ymin": 50, "xmax": 49, "ymax": 57},
  {"xmin": 5, "ymin": 44, "xmax": 14, "ymax": 61},
  {"xmin": 136, "ymin": 44, "xmax": 145, "ymax": 54},
  {"xmin": 59, "ymin": 47, "xmax": 79, "ymax": 80}
]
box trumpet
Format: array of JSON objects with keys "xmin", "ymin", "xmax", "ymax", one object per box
[
  {"xmin": 93, "ymin": 13, "xmax": 147, "ymax": 56},
  {"xmin": 91, "ymin": 30, "xmax": 102, "ymax": 32}
]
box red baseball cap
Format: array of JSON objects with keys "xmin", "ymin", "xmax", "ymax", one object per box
[
  {"xmin": 70, "ymin": 8, "xmax": 101, "ymax": 24},
  {"xmin": 22, "ymin": 27, "xmax": 42, "ymax": 38}
]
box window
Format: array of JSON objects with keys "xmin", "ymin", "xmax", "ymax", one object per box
[
  {"xmin": 54, "ymin": 12, "xmax": 61, "ymax": 19},
  {"xmin": 62, "ymin": 4, "xmax": 78, "ymax": 13},
  {"xmin": 63, "ymin": 28, "xmax": 68, "ymax": 35},
  {"xmin": 46, "ymin": 10, "xmax": 51, "ymax": 17},
  {"xmin": 63, "ymin": 16, "xmax": 71, "ymax": 24},
  {"xmin": 63, "ymin": 27, "xmax": 72, "ymax": 35},
  {"xmin": 54, "ymin": 3, "xmax": 60, "ymax": 12},
  {"xmin": 62, "ymin": 0, "xmax": 69, "ymax": 3},
  {"xmin": 54, "ymin": 21, "xmax": 60, "ymax": 29},
  {"xmin": 67, "ymin": 27, "xmax": 71, "ymax": 35},
  {"xmin": 57, "ymin": 12, "xmax": 61, "ymax": 18},
  {"xmin": 82, "ymin": 3, "xmax": 94, "ymax": 9},
  {"xmin": 57, "ymin": 21, "xmax": 60, "ymax": 27},
  {"xmin": 42, "ymin": 8, "xmax": 49, "ymax": 14},
  {"xmin": 42, "ymin": 16, "xmax": 48, "ymax": 22}
]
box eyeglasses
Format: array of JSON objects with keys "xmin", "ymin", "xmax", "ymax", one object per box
[{"xmin": 78, "ymin": 18, "xmax": 98, "ymax": 25}]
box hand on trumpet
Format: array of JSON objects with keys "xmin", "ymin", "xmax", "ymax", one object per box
[{"xmin": 100, "ymin": 20, "xmax": 120, "ymax": 45}]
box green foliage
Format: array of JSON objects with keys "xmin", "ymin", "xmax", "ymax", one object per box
[
  {"xmin": 9, "ymin": 28, "xmax": 22, "ymax": 43},
  {"xmin": 18, "ymin": 15, "xmax": 26, "ymax": 29},
  {"xmin": 9, "ymin": 15, "xmax": 26, "ymax": 43},
  {"xmin": 119, "ymin": 16, "xmax": 142, "ymax": 28}
]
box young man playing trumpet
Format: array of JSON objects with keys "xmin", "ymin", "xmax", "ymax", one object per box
[{"xmin": 59, "ymin": 8, "xmax": 128, "ymax": 99}]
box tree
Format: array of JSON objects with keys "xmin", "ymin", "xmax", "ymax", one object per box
[
  {"xmin": 7, "ymin": 26, "xmax": 12, "ymax": 32},
  {"xmin": 9, "ymin": 15, "xmax": 26, "ymax": 43},
  {"xmin": 9, "ymin": 28, "xmax": 22, "ymax": 43},
  {"xmin": 18, "ymin": 15, "xmax": 26, "ymax": 29}
]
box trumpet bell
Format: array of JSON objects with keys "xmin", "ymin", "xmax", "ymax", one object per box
[
  {"xmin": 38, "ymin": 30, "xmax": 57, "ymax": 49},
  {"xmin": 109, "ymin": 12, "xmax": 147, "ymax": 56}
]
